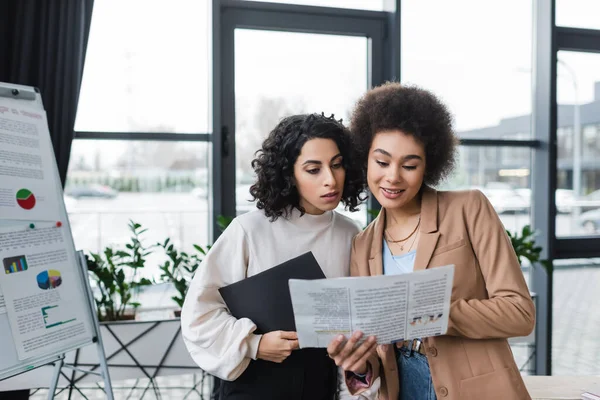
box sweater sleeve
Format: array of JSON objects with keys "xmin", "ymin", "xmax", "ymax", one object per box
[
  {"xmin": 446, "ymin": 190, "xmax": 536, "ymax": 339},
  {"xmin": 181, "ymin": 219, "xmax": 262, "ymax": 381}
]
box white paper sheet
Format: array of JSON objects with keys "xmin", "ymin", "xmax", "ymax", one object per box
[
  {"xmin": 289, "ymin": 265, "xmax": 454, "ymax": 348},
  {"xmin": 0, "ymin": 223, "xmax": 92, "ymax": 360},
  {"xmin": 0, "ymin": 100, "xmax": 61, "ymax": 222}
]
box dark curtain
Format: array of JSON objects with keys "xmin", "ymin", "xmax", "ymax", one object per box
[
  {"xmin": 0, "ymin": 3, "xmax": 93, "ymax": 398},
  {"xmin": 0, "ymin": 0, "xmax": 94, "ymax": 187},
  {"xmin": 0, "ymin": 3, "xmax": 17, "ymax": 80}
]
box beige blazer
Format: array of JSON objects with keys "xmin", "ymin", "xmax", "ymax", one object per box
[{"xmin": 350, "ymin": 187, "xmax": 535, "ymax": 400}]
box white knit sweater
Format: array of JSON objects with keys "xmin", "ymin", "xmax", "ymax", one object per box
[{"xmin": 181, "ymin": 208, "xmax": 361, "ymax": 381}]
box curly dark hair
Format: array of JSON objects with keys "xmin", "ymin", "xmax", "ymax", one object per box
[
  {"xmin": 250, "ymin": 113, "xmax": 366, "ymax": 221},
  {"xmin": 350, "ymin": 82, "xmax": 458, "ymax": 187}
]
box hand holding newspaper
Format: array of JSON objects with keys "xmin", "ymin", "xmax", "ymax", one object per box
[{"xmin": 289, "ymin": 265, "xmax": 454, "ymax": 348}]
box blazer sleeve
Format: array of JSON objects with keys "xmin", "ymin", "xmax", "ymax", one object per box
[
  {"xmin": 344, "ymin": 236, "xmax": 382, "ymax": 396},
  {"xmin": 180, "ymin": 219, "xmax": 262, "ymax": 381},
  {"xmin": 446, "ymin": 189, "xmax": 536, "ymax": 339}
]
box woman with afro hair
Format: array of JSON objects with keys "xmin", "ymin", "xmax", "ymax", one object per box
[
  {"xmin": 327, "ymin": 83, "xmax": 535, "ymax": 400},
  {"xmin": 181, "ymin": 113, "xmax": 376, "ymax": 399}
]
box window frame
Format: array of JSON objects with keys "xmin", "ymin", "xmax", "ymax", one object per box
[{"xmin": 71, "ymin": 0, "xmax": 600, "ymax": 377}]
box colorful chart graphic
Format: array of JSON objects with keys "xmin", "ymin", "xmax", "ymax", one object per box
[
  {"xmin": 37, "ymin": 269, "xmax": 62, "ymax": 290},
  {"xmin": 3, "ymin": 255, "xmax": 28, "ymax": 274},
  {"xmin": 16, "ymin": 188, "xmax": 36, "ymax": 210}
]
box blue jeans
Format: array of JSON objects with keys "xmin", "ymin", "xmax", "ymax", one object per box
[{"xmin": 396, "ymin": 346, "xmax": 437, "ymax": 400}]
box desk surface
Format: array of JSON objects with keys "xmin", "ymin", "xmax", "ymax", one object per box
[{"xmin": 524, "ymin": 376, "xmax": 600, "ymax": 399}]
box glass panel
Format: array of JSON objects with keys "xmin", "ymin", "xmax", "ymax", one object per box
[
  {"xmin": 401, "ymin": 0, "xmax": 532, "ymax": 138},
  {"xmin": 65, "ymin": 139, "xmax": 212, "ymax": 279},
  {"xmin": 234, "ymin": 29, "xmax": 368, "ymax": 227},
  {"xmin": 553, "ymin": 258, "xmax": 600, "ymax": 375},
  {"xmin": 442, "ymin": 146, "xmax": 532, "ymax": 237},
  {"xmin": 240, "ymin": 0, "xmax": 387, "ymax": 11},
  {"xmin": 75, "ymin": 0, "xmax": 211, "ymax": 133},
  {"xmin": 555, "ymin": 51, "xmax": 600, "ymax": 237},
  {"xmin": 556, "ymin": 0, "xmax": 600, "ymax": 30}
]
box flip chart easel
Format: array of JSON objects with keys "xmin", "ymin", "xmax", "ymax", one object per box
[{"xmin": 0, "ymin": 82, "xmax": 113, "ymax": 399}]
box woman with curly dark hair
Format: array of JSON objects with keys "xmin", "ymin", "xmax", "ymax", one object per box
[
  {"xmin": 328, "ymin": 83, "xmax": 535, "ymax": 400},
  {"xmin": 181, "ymin": 113, "xmax": 373, "ymax": 400}
]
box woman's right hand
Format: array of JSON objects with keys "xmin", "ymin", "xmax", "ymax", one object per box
[
  {"xmin": 256, "ymin": 330, "xmax": 299, "ymax": 363},
  {"xmin": 327, "ymin": 331, "xmax": 377, "ymax": 374}
]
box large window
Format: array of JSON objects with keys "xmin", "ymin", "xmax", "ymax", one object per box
[
  {"xmin": 232, "ymin": 28, "xmax": 369, "ymax": 227},
  {"xmin": 75, "ymin": 0, "xmax": 211, "ymax": 134},
  {"xmin": 61, "ymin": 0, "xmax": 600, "ymax": 378},
  {"xmin": 555, "ymin": 51, "xmax": 600, "ymax": 237},
  {"xmin": 65, "ymin": 140, "xmax": 212, "ymax": 278},
  {"xmin": 556, "ymin": 0, "xmax": 600, "ymax": 30},
  {"xmin": 219, "ymin": 2, "xmax": 386, "ymax": 225},
  {"xmin": 443, "ymin": 146, "xmax": 532, "ymax": 236},
  {"xmin": 401, "ymin": 0, "xmax": 532, "ymax": 139},
  {"xmin": 552, "ymin": 258, "xmax": 600, "ymax": 375},
  {"xmin": 71, "ymin": 0, "xmax": 213, "ymax": 280}
]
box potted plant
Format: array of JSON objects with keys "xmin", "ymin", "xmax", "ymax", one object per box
[
  {"xmin": 86, "ymin": 220, "xmax": 153, "ymax": 321},
  {"xmin": 156, "ymin": 214, "xmax": 233, "ymax": 316},
  {"xmin": 62, "ymin": 217, "xmax": 235, "ymax": 390},
  {"xmin": 506, "ymin": 224, "xmax": 552, "ymax": 275},
  {"xmin": 45, "ymin": 220, "xmax": 202, "ymax": 389},
  {"xmin": 157, "ymin": 240, "xmax": 206, "ymax": 317}
]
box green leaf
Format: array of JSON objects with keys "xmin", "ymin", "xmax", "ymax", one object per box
[
  {"xmin": 217, "ymin": 215, "xmax": 234, "ymax": 231},
  {"xmin": 367, "ymin": 209, "xmax": 380, "ymax": 219},
  {"xmin": 507, "ymin": 224, "xmax": 550, "ymax": 276},
  {"xmin": 138, "ymin": 278, "xmax": 153, "ymax": 286}
]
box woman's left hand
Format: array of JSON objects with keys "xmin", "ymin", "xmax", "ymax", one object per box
[{"xmin": 327, "ymin": 331, "xmax": 377, "ymax": 374}]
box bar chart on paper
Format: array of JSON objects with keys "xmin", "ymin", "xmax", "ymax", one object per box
[
  {"xmin": 42, "ymin": 305, "xmax": 75, "ymax": 328},
  {"xmin": 3, "ymin": 255, "xmax": 28, "ymax": 274}
]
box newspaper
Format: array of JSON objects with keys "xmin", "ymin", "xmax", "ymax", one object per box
[{"xmin": 289, "ymin": 265, "xmax": 454, "ymax": 348}]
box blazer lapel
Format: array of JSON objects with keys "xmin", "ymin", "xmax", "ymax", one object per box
[
  {"xmin": 367, "ymin": 208, "xmax": 385, "ymax": 276},
  {"xmin": 414, "ymin": 187, "xmax": 440, "ymax": 271}
]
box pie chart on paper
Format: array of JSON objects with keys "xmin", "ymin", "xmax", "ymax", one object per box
[
  {"xmin": 16, "ymin": 188, "xmax": 36, "ymax": 210},
  {"xmin": 37, "ymin": 270, "xmax": 62, "ymax": 290}
]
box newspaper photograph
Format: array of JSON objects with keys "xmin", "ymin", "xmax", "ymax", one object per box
[{"xmin": 289, "ymin": 265, "xmax": 454, "ymax": 348}]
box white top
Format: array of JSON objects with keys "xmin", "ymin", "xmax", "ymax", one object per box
[{"xmin": 181, "ymin": 208, "xmax": 361, "ymax": 381}]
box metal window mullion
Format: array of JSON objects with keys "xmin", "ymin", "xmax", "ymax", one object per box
[
  {"xmin": 361, "ymin": 1, "xmax": 393, "ymax": 220},
  {"xmin": 556, "ymin": 27, "xmax": 600, "ymax": 53},
  {"xmin": 459, "ymin": 139, "xmax": 540, "ymax": 147},
  {"xmin": 531, "ymin": 0, "xmax": 557, "ymax": 376},
  {"xmin": 223, "ymin": 8, "xmax": 385, "ymax": 38},
  {"xmin": 221, "ymin": 0, "xmax": 387, "ymax": 21},
  {"xmin": 555, "ymin": 238, "xmax": 600, "ymax": 259},
  {"xmin": 214, "ymin": 0, "xmax": 238, "ymax": 240},
  {"xmin": 74, "ymin": 132, "xmax": 212, "ymax": 141}
]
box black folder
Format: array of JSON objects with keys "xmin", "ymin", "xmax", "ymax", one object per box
[{"xmin": 218, "ymin": 251, "xmax": 326, "ymax": 334}]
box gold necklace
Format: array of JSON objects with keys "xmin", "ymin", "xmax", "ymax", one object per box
[
  {"xmin": 386, "ymin": 216, "xmax": 421, "ymax": 252},
  {"xmin": 405, "ymin": 228, "xmax": 419, "ymax": 253}
]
